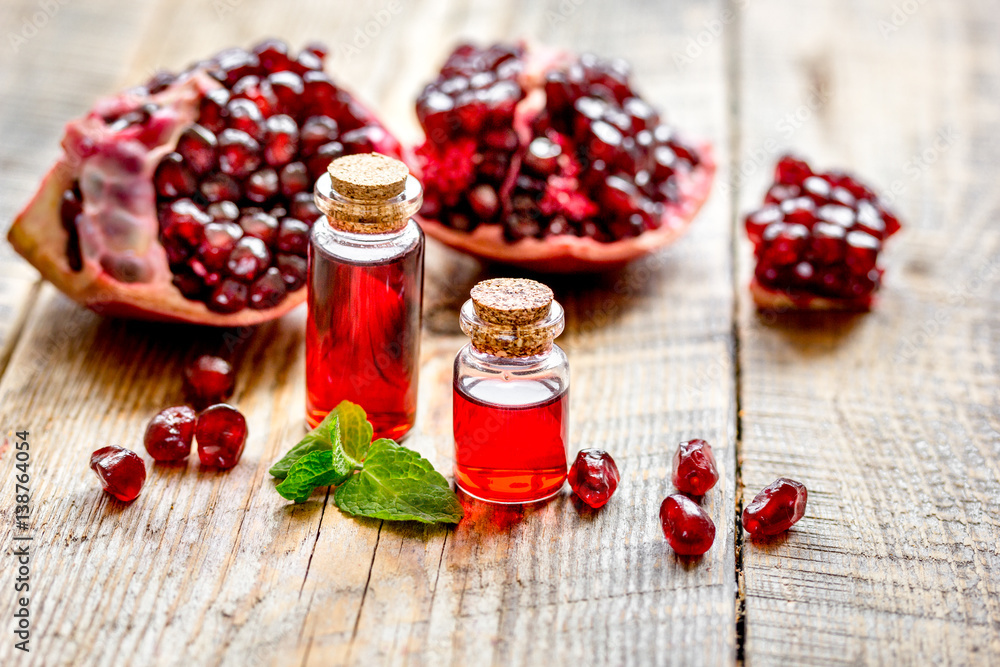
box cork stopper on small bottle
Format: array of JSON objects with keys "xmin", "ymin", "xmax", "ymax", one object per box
[
  {"xmin": 461, "ymin": 278, "xmax": 564, "ymax": 357},
  {"xmin": 313, "ymin": 152, "xmax": 422, "ymax": 234}
]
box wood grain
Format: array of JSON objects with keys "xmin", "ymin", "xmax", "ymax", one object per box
[
  {"xmin": 735, "ymin": 0, "xmax": 1000, "ymax": 664},
  {"xmin": 0, "ymin": 0, "xmax": 737, "ymax": 666}
]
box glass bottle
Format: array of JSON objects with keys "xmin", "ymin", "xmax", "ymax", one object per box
[
  {"xmin": 453, "ymin": 278, "xmax": 569, "ymax": 504},
  {"xmin": 310, "ymin": 153, "xmax": 424, "ymax": 440}
]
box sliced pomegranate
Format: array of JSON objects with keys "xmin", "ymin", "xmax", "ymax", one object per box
[
  {"xmin": 196, "ymin": 403, "xmax": 248, "ymax": 468},
  {"xmin": 567, "ymin": 448, "xmax": 620, "ymax": 508},
  {"xmin": 659, "ymin": 493, "xmax": 715, "ymax": 556},
  {"xmin": 745, "ymin": 155, "xmax": 902, "ymax": 310},
  {"xmin": 742, "ymin": 477, "xmax": 807, "ymax": 537},
  {"xmin": 411, "ymin": 42, "xmax": 715, "ymax": 273},
  {"xmin": 144, "ymin": 405, "xmax": 197, "ymax": 461},
  {"xmin": 8, "ymin": 40, "xmax": 401, "ymax": 325},
  {"xmin": 90, "ymin": 445, "xmax": 146, "ymax": 501}
]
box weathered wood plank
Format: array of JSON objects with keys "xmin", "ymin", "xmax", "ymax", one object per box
[{"xmin": 736, "ymin": 0, "xmax": 1000, "ymax": 664}]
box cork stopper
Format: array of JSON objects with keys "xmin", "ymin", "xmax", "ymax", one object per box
[
  {"xmin": 471, "ymin": 278, "xmax": 553, "ymax": 325},
  {"xmin": 313, "ymin": 153, "xmax": 422, "ymax": 234},
  {"xmin": 327, "ymin": 153, "xmax": 408, "ymax": 200},
  {"xmin": 460, "ymin": 279, "xmax": 564, "ymax": 358}
]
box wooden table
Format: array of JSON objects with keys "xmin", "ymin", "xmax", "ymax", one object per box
[{"xmin": 1, "ymin": 0, "xmax": 998, "ymax": 664}]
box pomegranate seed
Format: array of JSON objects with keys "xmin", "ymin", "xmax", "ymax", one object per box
[
  {"xmin": 277, "ymin": 254, "xmax": 307, "ymax": 290},
  {"xmin": 263, "ymin": 114, "xmax": 299, "ymax": 166},
  {"xmin": 276, "ymin": 217, "xmax": 310, "ymax": 255},
  {"xmin": 239, "ymin": 211, "xmax": 278, "ymax": 245},
  {"xmin": 207, "ymin": 200, "xmax": 240, "ymax": 222},
  {"xmin": 225, "ymin": 98, "xmax": 265, "ymax": 141},
  {"xmin": 154, "ymin": 153, "xmax": 196, "ymax": 198},
  {"xmin": 845, "ymin": 231, "xmax": 880, "ymax": 275},
  {"xmin": 252, "ymin": 38, "xmax": 292, "ymax": 71},
  {"xmin": 199, "ymin": 172, "xmax": 241, "ymax": 203},
  {"xmin": 209, "ymin": 278, "xmax": 249, "ymax": 313},
  {"xmin": 162, "ymin": 199, "xmax": 210, "ymax": 249},
  {"xmin": 198, "ymin": 88, "xmax": 230, "ymax": 133},
  {"xmin": 198, "ymin": 221, "xmax": 242, "ymax": 271},
  {"xmin": 144, "ymin": 405, "xmax": 197, "ymax": 461},
  {"xmin": 290, "ymin": 192, "xmax": 322, "ymax": 222},
  {"xmin": 775, "ymin": 155, "xmax": 811, "ymax": 185},
  {"xmin": 218, "ymin": 129, "xmax": 262, "ymax": 179},
  {"xmin": 215, "ymin": 47, "xmax": 260, "ymax": 86},
  {"xmin": 245, "ymin": 168, "xmax": 280, "ymax": 204},
  {"xmin": 90, "ymin": 446, "xmax": 146, "ymax": 502},
  {"xmin": 567, "ymin": 448, "xmax": 620, "ymax": 508},
  {"xmin": 175, "ymin": 124, "xmax": 218, "ymax": 176},
  {"xmin": 744, "ymin": 205, "xmax": 781, "ymax": 244},
  {"xmin": 279, "ymin": 161, "xmax": 310, "ymax": 196},
  {"xmin": 306, "ymin": 141, "xmax": 345, "ymax": 180},
  {"xmin": 249, "ymin": 267, "xmax": 287, "ymax": 309},
  {"xmin": 672, "ymin": 439, "xmax": 719, "ymax": 496},
  {"xmin": 299, "ymin": 115, "xmax": 339, "ymax": 156},
  {"xmin": 231, "ymin": 75, "xmax": 277, "ymax": 116},
  {"xmin": 660, "ymin": 494, "xmax": 715, "ymax": 556},
  {"xmin": 227, "ymin": 236, "xmax": 271, "ymax": 281},
  {"xmin": 184, "ymin": 355, "xmax": 235, "ymax": 408},
  {"xmin": 742, "ymin": 477, "xmax": 807, "ymax": 537},
  {"xmin": 267, "ymin": 71, "xmax": 304, "ymax": 116},
  {"xmin": 196, "ymin": 404, "xmax": 248, "ymax": 468}
]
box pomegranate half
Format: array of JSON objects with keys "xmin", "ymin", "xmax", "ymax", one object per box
[
  {"xmin": 410, "ymin": 42, "xmax": 715, "ymax": 273},
  {"xmin": 8, "ymin": 40, "xmax": 401, "ymax": 325}
]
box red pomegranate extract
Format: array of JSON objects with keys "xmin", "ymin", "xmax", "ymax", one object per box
[{"xmin": 453, "ymin": 379, "xmax": 568, "ymax": 504}]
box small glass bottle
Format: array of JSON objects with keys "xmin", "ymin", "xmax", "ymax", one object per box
[
  {"xmin": 310, "ymin": 153, "xmax": 424, "ymax": 440},
  {"xmin": 453, "ymin": 278, "xmax": 569, "ymax": 504}
]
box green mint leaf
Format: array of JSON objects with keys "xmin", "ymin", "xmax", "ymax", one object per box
[
  {"xmin": 334, "ymin": 439, "xmax": 464, "ymax": 524},
  {"xmin": 332, "ymin": 400, "xmax": 374, "ymax": 462},
  {"xmin": 269, "ymin": 410, "xmax": 343, "ymax": 478},
  {"xmin": 275, "ymin": 447, "xmax": 356, "ymax": 503}
]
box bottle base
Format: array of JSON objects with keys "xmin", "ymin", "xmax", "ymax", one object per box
[{"xmin": 454, "ymin": 466, "xmax": 566, "ymax": 505}]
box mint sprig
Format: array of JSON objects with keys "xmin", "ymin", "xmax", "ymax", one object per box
[
  {"xmin": 270, "ymin": 402, "xmax": 463, "ymax": 525},
  {"xmin": 334, "ymin": 439, "xmax": 464, "ymax": 524}
]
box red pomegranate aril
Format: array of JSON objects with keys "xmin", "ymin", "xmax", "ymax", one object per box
[
  {"xmin": 198, "ymin": 221, "xmax": 242, "ymax": 271},
  {"xmin": 175, "ymin": 124, "xmax": 218, "ymax": 176},
  {"xmin": 802, "ymin": 175, "xmax": 832, "ymax": 203},
  {"xmin": 154, "ymin": 153, "xmax": 196, "ymax": 198},
  {"xmin": 775, "ymin": 155, "xmax": 811, "ymax": 186},
  {"xmin": 267, "ymin": 71, "xmax": 305, "ymax": 116},
  {"xmin": 144, "ymin": 405, "xmax": 197, "ymax": 461},
  {"xmin": 199, "ymin": 172, "xmax": 241, "ymax": 203},
  {"xmin": 162, "ymin": 198, "xmax": 210, "ymax": 248},
  {"xmin": 198, "ymin": 88, "xmax": 230, "ymax": 133},
  {"xmin": 845, "ymin": 231, "xmax": 880, "ymax": 275},
  {"xmin": 215, "ymin": 47, "xmax": 260, "ymax": 86},
  {"xmin": 253, "ymin": 38, "xmax": 292, "ymax": 71},
  {"xmin": 290, "ymin": 192, "xmax": 322, "ymax": 222},
  {"xmin": 854, "ymin": 200, "xmax": 886, "ymax": 238},
  {"xmin": 196, "ymin": 404, "xmax": 248, "ymax": 468},
  {"xmin": 764, "ymin": 183, "xmax": 800, "ymax": 204},
  {"xmin": 761, "ymin": 222, "xmax": 809, "ymax": 265},
  {"xmin": 207, "ymin": 200, "xmax": 239, "ymax": 221},
  {"xmin": 279, "ymin": 161, "xmax": 310, "ymax": 196},
  {"xmin": 184, "ymin": 354, "xmax": 236, "ymax": 408},
  {"xmin": 567, "ymin": 448, "xmax": 620, "ymax": 509},
  {"xmin": 340, "ymin": 125, "xmax": 389, "ymax": 154},
  {"xmin": 218, "ymin": 129, "xmax": 262, "ymax": 179},
  {"xmin": 817, "ymin": 204, "xmax": 855, "ymax": 228},
  {"xmin": 276, "ymin": 217, "xmax": 310, "ymax": 255},
  {"xmin": 299, "ymin": 115, "xmax": 339, "ymax": 156},
  {"xmin": 263, "ymin": 114, "xmax": 300, "ymax": 166},
  {"xmin": 225, "ymin": 97, "xmax": 265, "ymax": 141},
  {"xmin": 209, "ymin": 278, "xmax": 249, "ymax": 313},
  {"xmin": 742, "ymin": 477, "xmax": 807, "ymax": 537},
  {"xmin": 672, "ymin": 439, "xmax": 719, "ymax": 496},
  {"xmin": 306, "ymin": 141, "xmax": 344, "ymax": 180},
  {"xmin": 780, "ymin": 197, "xmax": 817, "ymax": 226},
  {"xmin": 249, "ymin": 267, "xmax": 286, "ymax": 309},
  {"xmin": 227, "ymin": 236, "xmax": 271, "ymax": 281},
  {"xmin": 660, "ymin": 494, "xmax": 715, "ymax": 556},
  {"xmin": 238, "ymin": 211, "xmax": 278, "ymax": 245},
  {"xmin": 90, "ymin": 445, "xmax": 146, "ymax": 502},
  {"xmin": 245, "ymin": 168, "xmax": 280, "ymax": 204},
  {"xmin": 231, "ymin": 75, "xmax": 277, "ymax": 116},
  {"xmin": 809, "ymin": 222, "xmax": 847, "ymax": 264},
  {"xmin": 276, "ymin": 253, "xmax": 307, "ymax": 290},
  {"xmin": 744, "ymin": 205, "xmax": 781, "ymax": 244}
]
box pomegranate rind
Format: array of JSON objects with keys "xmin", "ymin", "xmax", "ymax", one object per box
[
  {"xmin": 748, "ymin": 277, "xmax": 874, "ymax": 311},
  {"xmin": 416, "ymin": 142, "xmax": 715, "ymax": 273}
]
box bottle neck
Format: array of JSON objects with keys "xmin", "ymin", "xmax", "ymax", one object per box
[{"xmin": 459, "ymin": 299, "xmax": 565, "ymax": 359}]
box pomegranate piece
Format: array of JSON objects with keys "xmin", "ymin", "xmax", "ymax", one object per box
[
  {"xmin": 745, "ymin": 155, "xmax": 902, "ymax": 310},
  {"xmin": 8, "ymin": 39, "xmax": 401, "ymax": 326},
  {"xmin": 411, "ymin": 42, "xmax": 716, "ymax": 273},
  {"xmin": 196, "ymin": 404, "xmax": 248, "ymax": 468},
  {"xmin": 742, "ymin": 477, "xmax": 807, "ymax": 537},
  {"xmin": 144, "ymin": 405, "xmax": 197, "ymax": 461},
  {"xmin": 567, "ymin": 448, "xmax": 620, "ymax": 508},
  {"xmin": 184, "ymin": 354, "xmax": 236, "ymax": 408},
  {"xmin": 659, "ymin": 493, "xmax": 715, "ymax": 556},
  {"xmin": 90, "ymin": 445, "xmax": 147, "ymax": 502},
  {"xmin": 672, "ymin": 439, "xmax": 719, "ymax": 496}
]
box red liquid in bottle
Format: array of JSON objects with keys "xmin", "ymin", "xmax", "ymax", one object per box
[
  {"xmin": 306, "ymin": 240, "xmax": 423, "ymax": 440},
  {"xmin": 453, "ymin": 381, "xmax": 568, "ymax": 503}
]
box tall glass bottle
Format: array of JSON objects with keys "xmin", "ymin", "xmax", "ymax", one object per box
[
  {"xmin": 453, "ymin": 278, "xmax": 569, "ymax": 504},
  {"xmin": 309, "ymin": 153, "xmax": 424, "ymax": 440}
]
